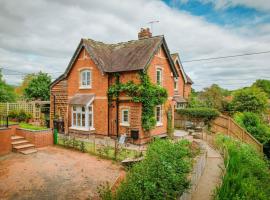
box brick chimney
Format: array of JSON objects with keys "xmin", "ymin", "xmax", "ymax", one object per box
[{"xmin": 138, "ymin": 28, "xmax": 152, "ymax": 39}]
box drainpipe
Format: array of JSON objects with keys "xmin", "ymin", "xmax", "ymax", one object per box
[
  {"xmin": 116, "ymin": 75, "xmax": 120, "ymax": 138},
  {"xmin": 107, "ymin": 74, "xmax": 110, "ymax": 136}
]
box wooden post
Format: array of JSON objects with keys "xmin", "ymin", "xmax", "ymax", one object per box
[{"xmin": 6, "ymin": 102, "xmax": 9, "ymax": 116}]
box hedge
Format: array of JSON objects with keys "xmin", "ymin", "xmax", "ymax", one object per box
[{"xmin": 177, "ymin": 107, "xmax": 219, "ymax": 123}]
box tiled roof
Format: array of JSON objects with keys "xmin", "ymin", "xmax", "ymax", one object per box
[
  {"xmin": 83, "ymin": 36, "xmax": 162, "ymax": 72},
  {"xmin": 51, "ymin": 36, "xmax": 179, "ymax": 88}
]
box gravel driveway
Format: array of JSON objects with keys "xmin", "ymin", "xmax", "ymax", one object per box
[{"xmin": 0, "ymin": 146, "xmax": 123, "ymax": 200}]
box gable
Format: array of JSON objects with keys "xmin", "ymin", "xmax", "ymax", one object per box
[{"xmin": 51, "ymin": 36, "xmax": 179, "ymax": 88}]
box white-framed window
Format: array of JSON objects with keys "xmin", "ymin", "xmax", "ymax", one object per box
[
  {"xmin": 156, "ymin": 68, "xmax": 162, "ymax": 86},
  {"xmin": 80, "ymin": 69, "xmax": 91, "ymax": 88},
  {"xmin": 174, "ymin": 77, "xmax": 178, "ymax": 91},
  {"xmin": 156, "ymin": 105, "xmax": 162, "ymax": 126},
  {"xmin": 120, "ymin": 109, "xmax": 129, "ymax": 126},
  {"xmin": 71, "ymin": 104, "xmax": 94, "ymax": 130},
  {"xmin": 177, "ymin": 103, "xmax": 186, "ymax": 109}
]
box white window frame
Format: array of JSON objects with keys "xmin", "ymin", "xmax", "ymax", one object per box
[
  {"xmin": 80, "ymin": 69, "xmax": 92, "ymax": 89},
  {"xmin": 71, "ymin": 101, "xmax": 95, "ymax": 131},
  {"xmin": 120, "ymin": 108, "xmax": 130, "ymax": 126},
  {"xmin": 177, "ymin": 102, "xmax": 186, "ymax": 109},
  {"xmin": 156, "ymin": 68, "xmax": 163, "ymax": 86},
  {"xmin": 156, "ymin": 105, "xmax": 163, "ymax": 126},
  {"xmin": 174, "ymin": 77, "xmax": 178, "ymax": 91}
]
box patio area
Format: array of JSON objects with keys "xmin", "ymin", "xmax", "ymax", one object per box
[{"xmin": 0, "ymin": 146, "xmax": 123, "ymax": 200}]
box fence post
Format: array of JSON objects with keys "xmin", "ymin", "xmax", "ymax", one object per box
[{"xmin": 6, "ymin": 102, "xmax": 9, "ymax": 116}]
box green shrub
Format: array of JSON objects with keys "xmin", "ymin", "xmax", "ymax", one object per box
[
  {"xmin": 16, "ymin": 110, "xmax": 32, "ymax": 122},
  {"xmin": 234, "ymin": 112, "xmax": 270, "ymax": 144},
  {"xmin": 177, "ymin": 107, "xmax": 219, "ymax": 124},
  {"xmin": 214, "ymin": 134, "xmax": 270, "ymax": 200},
  {"xmin": 100, "ymin": 139, "xmax": 193, "ymax": 200},
  {"xmin": 79, "ymin": 141, "xmax": 86, "ymax": 153},
  {"xmin": 8, "ymin": 110, "xmax": 18, "ymax": 119}
]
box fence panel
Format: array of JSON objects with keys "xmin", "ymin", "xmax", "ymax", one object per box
[
  {"xmin": 0, "ymin": 115, "xmax": 8, "ymax": 128},
  {"xmin": 0, "ymin": 102, "xmax": 41, "ymax": 121},
  {"xmin": 211, "ymin": 115, "xmax": 263, "ymax": 152}
]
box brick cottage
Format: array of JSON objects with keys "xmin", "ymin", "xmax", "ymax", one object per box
[{"xmin": 50, "ymin": 28, "xmax": 192, "ymax": 144}]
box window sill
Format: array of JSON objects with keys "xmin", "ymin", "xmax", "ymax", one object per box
[
  {"xmin": 120, "ymin": 123, "xmax": 130, "ymax": 127},
  {"xmin": 79, "ymin": 86, "xmax": 92, "ymax": 90},
  {"xmin": 69, "ymin": 126, "xmax": 95, "ymax": 131},
  {"xmin": 156, "ymin": 123, "xmax": 163, "ymax": 127}
]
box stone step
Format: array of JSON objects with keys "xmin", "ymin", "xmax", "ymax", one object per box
[
  {"xmin": 13, "ymin": 144, "xmax": 35, "ymax": 152},
  {"xmin": 11, "ymin": 135, "xmax": 24, "ymax": 141},
  {"xmin": 12, "ymin": 140, "xmax": 29, "ymax": 146},
  {"xmin": 20, "ymin": 149, "xmax": 38, "ymax": 155}
]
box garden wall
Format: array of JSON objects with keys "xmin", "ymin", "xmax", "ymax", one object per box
[
  {"xmin": 16, "ymin": 128, "xmax": 53, "ymax": 148},
  {"xmin": 0, "ymin": 125, "xmax": 19, "ymax": 156}
]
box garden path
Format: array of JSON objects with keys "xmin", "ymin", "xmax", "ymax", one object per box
[{"xmin": 191, "ymin": 135, "xmax": 223, "ymax": 200}]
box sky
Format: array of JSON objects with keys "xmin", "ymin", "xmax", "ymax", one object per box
[{"xmin": 0, "ymin": 0, "xmax": 270, "ymax": 91}]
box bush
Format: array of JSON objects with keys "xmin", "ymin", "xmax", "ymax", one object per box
[
  {"xmin": 8, "ymin": 110, "xmax": 32, "ymax": 122},
  {"xmin": 234, "ymin": 112, "xmax": 270, "ymax": 144},
  {"xmin": 215, "ymin": 134, "xmax": 270, "ymax": 200},
  {"xmin": 177, "ymin": 107, "xmax": 219, "ymax": 124},
  {"xmin": 100, "ymin": 139, "xmax": 193, "ymax": 200},
  {"xmin": 8, "ymin": 110, "xmax": 18, "ymax": 119},
  {"xmin": 231, "ymin": 87, "xmax": 268, "ymax": 114}
]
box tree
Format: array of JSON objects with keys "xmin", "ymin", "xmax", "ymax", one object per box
[
  {"xmin": 197, "ymin": 84, "xmax": 230, "ymax": 111},
  {"xmin": 24, "ymin": 72, "xmax": 51, "ymax": 101},
  {"xmin": 0, "ymin": 70, "xmax": 16, "ymax": 102},
  {"xmin": 15, "ymin": 73, "xmax": 35, "ymax": 98},
  {"xmin": 252, "ymin": 79, "xmax": 270, "ymax": 98},
  {"xmin": 231, "ymin": 87, "xmax": 268, "ymax": 114},
  {"xmin": 234, "ymin": 112, "xmax": 270, "ymax": 144}
]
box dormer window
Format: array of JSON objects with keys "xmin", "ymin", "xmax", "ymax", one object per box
[{"xmin": 80, "ymin": 69, "xmax": 91, "ymax": 88}]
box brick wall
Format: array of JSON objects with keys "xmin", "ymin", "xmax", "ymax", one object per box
[
  {"xmin": 0, "ymin": 128, "xmax": 12, "ymax": 155},
  {"xmin": 16, "ymin": 128, "xmax": 53, "ymax": 148},
  {"xmin": 184, "ymin": 83, "xmax": 192, "ymax": 99}
]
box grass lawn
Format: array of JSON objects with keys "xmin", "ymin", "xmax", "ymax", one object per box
[
  {"xmin": 58, "ymin": 137, "xmax": 142, "ymax": 161},
  {"xmin": 0, "ymin": 120, "xmax": 17, "ymax": 125},
  {"xmin": 19, "ymin": 122, "xmax": 48, "ymax": 131}
]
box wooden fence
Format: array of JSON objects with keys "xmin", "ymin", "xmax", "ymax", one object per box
[
  {"xmin": 211, "ymin": 115, "xmax": 263, "ymax": 152},
  {"xmin": 0, "ymin": 102, "xmax": 42, "ymax": 121}
]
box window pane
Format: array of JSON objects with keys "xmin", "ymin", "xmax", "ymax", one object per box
[
  {"xmin": 88, "ymin": 105, "xmax": 92, "ymax": 112},
  {"xmin": 87, "ymin": 71, "xmax": 91, "ymax": 85},
  {"xmin": 156, "ymin": 107, "xmax": 160, "ymax": 122},
  {"xmin": 89, "ymin": 113, "xmax": 92, "ymax": 127},
  {"xmin": 77, "ymin": 113, "xmax": 81, "ymax": 126},
  {"xmin": 82, "ymin": 106, "xmax": 85, "ymax": 112},
  {"xmin": 73, "ymin": 106, "xmax": 76, "ymax": 111},
  {"xmin": 82, "ymin": 114, "xmax": 85, "ymax": 127},
  {"xmin": 73, "ymin": 113, "xmax": 76, "ymax": 126},
  {"xmin": 123, "ymin": 110, "xmax": 128, "ymax": 122}
]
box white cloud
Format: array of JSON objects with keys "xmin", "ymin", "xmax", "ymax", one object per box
[
  {"xmin": 199, "ymin": 0, "xmax": 270, "ymax": 12},
  {"xmin": 0, "ymin": 0, "xmax": 269, "ymax": 90}
]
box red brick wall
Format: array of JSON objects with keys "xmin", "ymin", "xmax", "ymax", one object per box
[
  {"xmin": 16, "ymin": 128, "xmax": 53, "ymax": 148},
  {"xmin": 146, "ymin": 46, "xmax": 175, "ymax": 137},
  {"xmin": 184, "ymin": 84, "xmax": 192, "ymax": 99},
  {"xmin": 66, "ymin": 48, "xmax": 109, "ymax": 136},
  {"xmin": 0, "ymin": 128, "xmax": 12, "ymax": 155}
]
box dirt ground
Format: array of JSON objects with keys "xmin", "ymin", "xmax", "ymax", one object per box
[{"xmin": 0, "ymin": 146, "xmax": 124, "ymax": 200}]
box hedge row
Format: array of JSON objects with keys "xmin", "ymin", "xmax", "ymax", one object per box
[{"xmin": 177, "ymin": 107, "xmax": 219, "ymax": 123}]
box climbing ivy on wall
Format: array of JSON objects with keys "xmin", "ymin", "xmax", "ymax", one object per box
[{"xmin": 108, "ymin": 72, "xmax": 168, "ymax": 131}]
